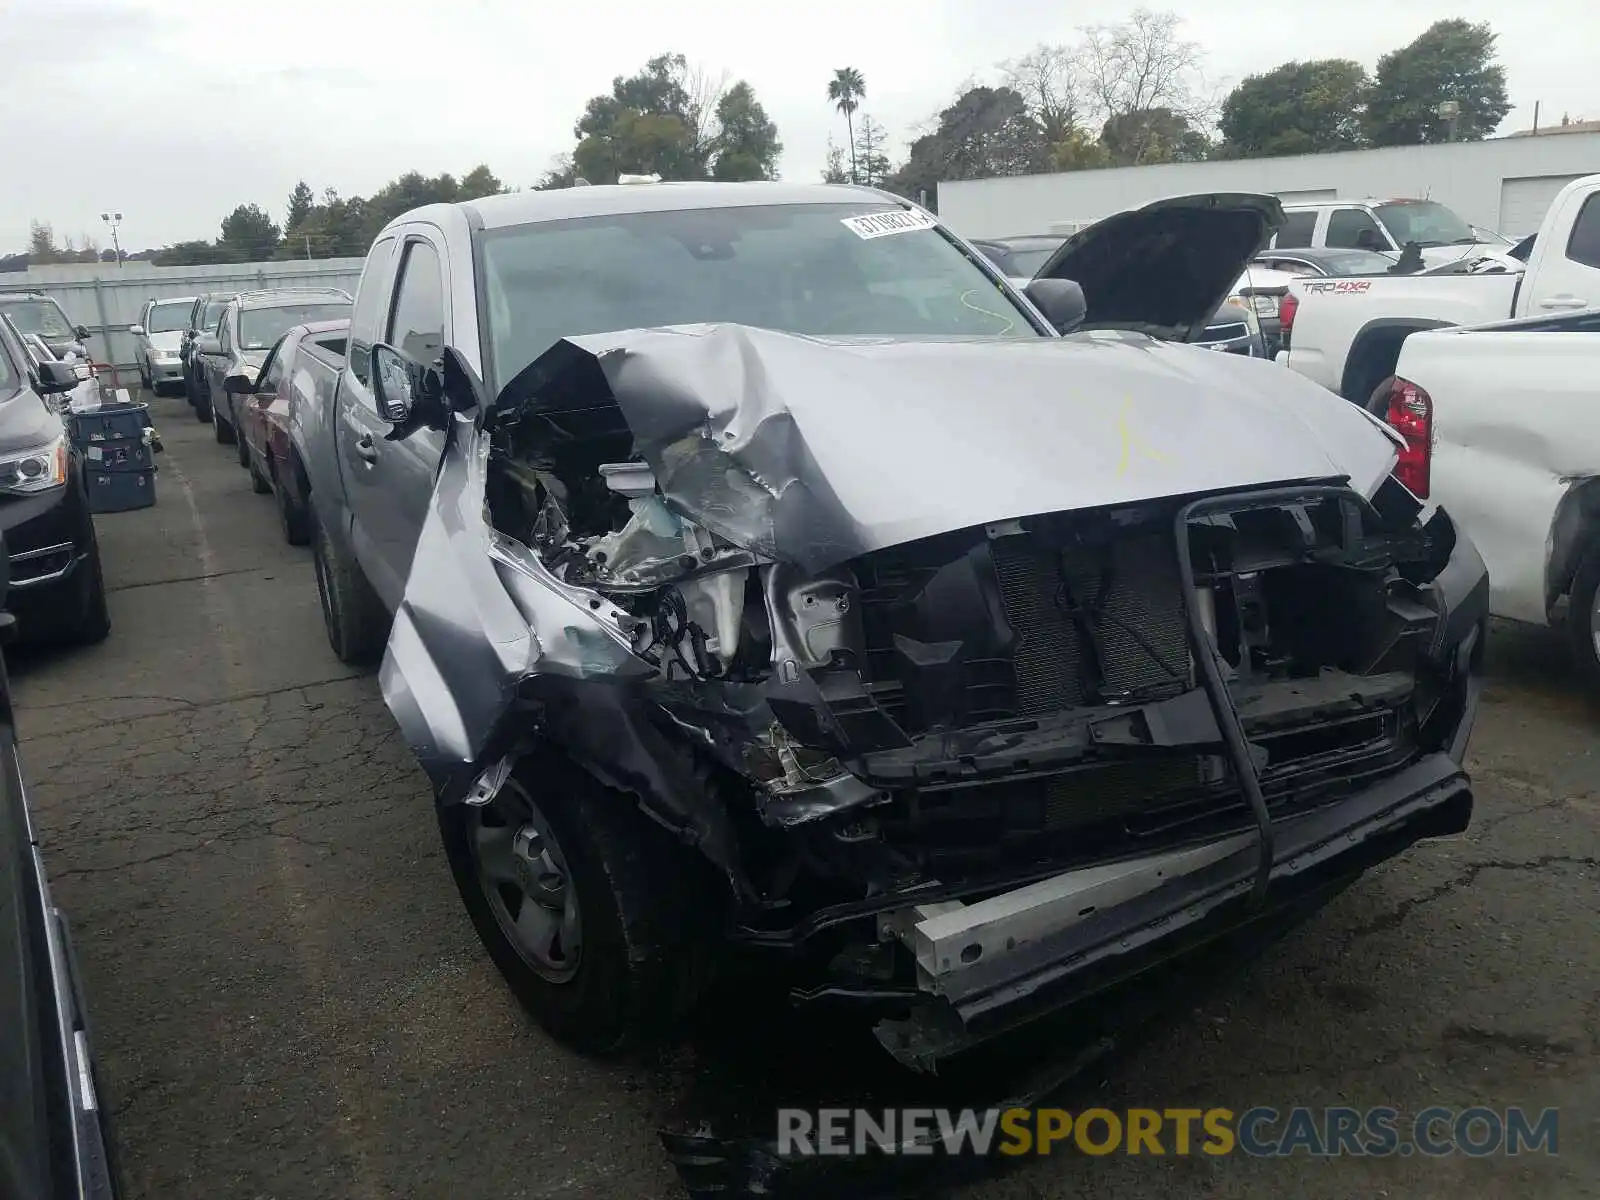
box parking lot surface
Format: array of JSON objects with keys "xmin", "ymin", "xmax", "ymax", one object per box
[{"xmin": 12, "ymin": 391, "xmax": 1599, "ymax": 1199}]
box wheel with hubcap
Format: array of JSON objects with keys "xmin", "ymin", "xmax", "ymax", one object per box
[{"xmin": 438, "ymin": 759, "xmax": 712, "ymax": 1055}]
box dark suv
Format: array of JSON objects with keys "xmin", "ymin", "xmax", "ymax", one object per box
[
  {"xmin": 0, "ymin": 319, "xmax": 110, "ymax": 645},
  {"xmin": 181, "ymin": 294, "xmax": 228, "ymax": 420},
  {"xmin": 194, "ymin": 289, "xmax": 351, "ymax": 447}
]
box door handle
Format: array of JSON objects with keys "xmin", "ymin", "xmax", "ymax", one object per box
[
  {"xmin": 1538, "ymin": 295, "xmax": 1587, "ymax": 310},
  {"xmin": 355, "ymin": 433, "xmax": 378, "ymax": 464}
]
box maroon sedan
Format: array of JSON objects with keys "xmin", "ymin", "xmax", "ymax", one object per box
[{"xmin": 228, "ymin": 318, "xmax": 349, "ymax": 546}]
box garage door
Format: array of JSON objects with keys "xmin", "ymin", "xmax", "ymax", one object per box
[
  {"xmin": 1273, "ymin": 188, "xmax": 1338, "ymax": 206},
  {"xmin": 1499, "ymin": 175, "xmax": 1585, "ymax": 237}
]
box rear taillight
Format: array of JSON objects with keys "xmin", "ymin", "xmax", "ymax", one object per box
[
  {"xmin": 1380, "ymin": 376, "xmax": 1432, "ymax": 498},
  {"xmin": 1277, "ymin": 292, "xmax": 1299, "ymax": 338}
]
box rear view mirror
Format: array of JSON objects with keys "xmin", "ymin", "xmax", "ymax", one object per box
[
  {"xmin": 34, "ymin": 360, "xmax": 78, "ymax": 395},
  {"xmin": 195, "ymin": 335, "xmax": 222, "ymax": 356},
  {"xmin": 371, "ymin": 343, "xmax": 421, "ymax": 423},
  {"xmin": 223, "ymin": 373, "xmax": 255, "ymax": 396},
  {"xmin": 1024, "ymin": 278, "xmax": 1088, "ymax": 334},
  {"xmin": 128, "ymin": 324, "xmax": 145, "ymax": 337}
]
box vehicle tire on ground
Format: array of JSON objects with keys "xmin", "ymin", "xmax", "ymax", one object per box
[
  {"xmin": 69, "ymin": 533, "xmax": 111, "ymax": 645},
  {"xmin": 1567, "ymin": 543, "xmax": 1600, "ymax": 691},
  {"xmin": 194, "ymin": 383, "xmax": 212, "ymax": 423},
  {"xmin": 247, "ymin": 448, "xmax": 270, "ymax": 493},
  {"xmin": 311, "ymin": 516, "xmax": 387, "ymax": 665},
  {"xmin": 138, "ymin": 361, "xmax": 151, "ymax": 391},
  {"xmin": 236, "ymin": 425, "xmax": 251, "ymax": 469},
  {"xmin": 438, "ymin": 756, "xmax": 713, "ymax": 1056},
  {"xmin": 212, "ymin": 400, "xmax": 234, "ymax": 445},
  {"xmin": 272, "ymin": 455, "xmax": 311, "ymax": 546}
]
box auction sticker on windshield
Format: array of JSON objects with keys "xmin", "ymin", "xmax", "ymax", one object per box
[{"xmin": 841, "ymin": 210, "xmax": 938, "ymax": 239}]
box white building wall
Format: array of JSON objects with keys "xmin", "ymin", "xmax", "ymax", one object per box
[{"xmin": 937, "ymin": 132, "xmax": 1600, "ymax": 240}]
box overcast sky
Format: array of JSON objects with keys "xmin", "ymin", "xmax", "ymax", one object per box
[{"xmin": 3, "ymin": 0, "xmax": 1594, "ymax": 253}]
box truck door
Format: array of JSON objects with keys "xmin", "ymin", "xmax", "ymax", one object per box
[
  {"xmin": 1522, "ymin": 188, "xmax": 1600, "ymax": 315},
  {"xmin": 371, "ymin": 234, "xmax": 449, "ymax": 587},
  {"xmin": 337, "ymin": 235, "xmax": 405, "ymax": 608}
]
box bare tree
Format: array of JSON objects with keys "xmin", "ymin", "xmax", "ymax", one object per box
[
  {"xmin": 1077, "ymin": 9, "xmax": 1209, "ymax": 135},
  {"xmin": 1001, "ymin": 44, "xmax": 1081, "ymax": 144},
  {"xmin": 678, "ymin": 59, "xmax": 732, "ymax": 165}
]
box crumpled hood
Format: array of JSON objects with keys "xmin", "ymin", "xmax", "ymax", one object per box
[{"xmin": 499, "ymin": 323, "xmax": 1398, "ymax": 574}]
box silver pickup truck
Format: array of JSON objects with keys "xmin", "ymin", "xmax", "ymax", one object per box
[{"xmin": 298, "ymin": 181, "xmax": 1486, "ymax": 1083}]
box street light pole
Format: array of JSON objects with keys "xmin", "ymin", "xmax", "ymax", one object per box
[{"xmin": 99, "ymin": 211, "xmax": 124, "ymax": 267}]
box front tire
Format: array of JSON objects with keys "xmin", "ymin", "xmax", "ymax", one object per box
[
  {"xmin": 69, "ymin": 534, "xmax": 111, "ymax": 645},
  {"xmin": 439, "ymin": 758, "xmax": 711, "ymax": 1055},
  {"xmin": 311, "ymin": 516, "xmax": 387, "ymax": 665},
  {"xmin": 194, "ymin": 381, "xmax": 212, "ymax": 423},
  {"xmin": 248, "ymin": 449, "xmax": 271, "ymax": 493},
  {"xmin": 1567, "ymin": 543, "xmax": 1600, "ymax": 691}
]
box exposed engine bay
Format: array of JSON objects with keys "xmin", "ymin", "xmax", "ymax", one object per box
[{"xmin": 386, "ymin": 325, "xmax": 1485, "ymax": 1069}]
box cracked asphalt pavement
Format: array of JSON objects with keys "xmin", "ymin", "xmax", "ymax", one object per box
[{"xmin": 10, "ymin": 391, "xmax": 1598, "ymax": 1199}]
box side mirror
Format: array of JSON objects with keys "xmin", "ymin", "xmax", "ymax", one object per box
[
  {"xmin": 128, "ymin": 324, "xmax": 145, "ymax": 337},
  {"xmin": 223, "ymin": 373, "xmax": 255, "ymax": 396},
  {"xmin": 1024, "ymin": 277, "xmax": 1088, "ymax": 334},
  {"xmin": 74, "ymin": 324, "xmax": 91, "ymax": 341},
  {"xmin": 35, "ymin": 360, "xmax": 78, "ymax": 395},
  {"xmin": 371, "ymin": 343, "xmax": 427, "ymax": 423},
  {"xmin": 195, "ymin": 335, "xmax": 222, "ymax": 356}
]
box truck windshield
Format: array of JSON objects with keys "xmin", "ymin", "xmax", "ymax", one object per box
[
  {"xmin": 0, "ymin": 298, "xmax": 74, "ymax": 338},
  {"xmin": 146, "ymin": 301, "xmax": 192, "ymax": 334},
  {"xmin": 478, "ymin": 202, "xmax": 1037, "ymax": 387},
  {"xmin": 1373, "ymin": 201, "xmax": 1477, "ymax": 247},
  {"xmin": 239, "ymin": 302, "xmax": 351, "ymax": 351}
]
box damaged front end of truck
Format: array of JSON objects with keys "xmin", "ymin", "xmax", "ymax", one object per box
[{"xmin": 380, "ymin": 320, "xmax": 1486, "ymax": 1071}]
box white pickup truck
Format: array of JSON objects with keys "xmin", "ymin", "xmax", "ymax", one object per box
[
  {"xmin": 1285, "ymin": 173, "xmax": 1600, "ymax": 403},
  {"xmin": 1371, "ymin": 305, "xmax": 1600, "ymax": 684}
]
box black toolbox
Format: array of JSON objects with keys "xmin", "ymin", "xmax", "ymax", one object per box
[{"xmin": 86, "ymin": 467, "xmax": 156, "ymax": 513}]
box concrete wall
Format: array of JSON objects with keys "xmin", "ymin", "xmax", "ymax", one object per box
[
  {"xmin": 937, "ymin": 132, "xmax": 1600, "ymax": 240},
  {"xmin": 5, "ymin": 257, "xmax": 365, "ymax": 375}
]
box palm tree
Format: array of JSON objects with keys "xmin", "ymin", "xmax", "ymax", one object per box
[{"xmin": 827, "ymin": 68, "xmax": 866, "ymax": 183}]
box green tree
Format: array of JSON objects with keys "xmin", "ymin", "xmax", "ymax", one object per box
[
  {"xmin": 285, "ymin": 180, "xmax": 315, "ymax": 231},
  {"xmin": 1365, "ymin": 19, "xmax": 1511, "ymax": 145},
  {"xmin": 26, "ymin": 221, "xmax": 63, "ymax": 264},
  {"xmin": 219, "ymin": 203, "xmax": 280, "ymax": 259},
  {"xmin": 711, "ymin": 81, "xmax": 781, "ymax": 180},
  {"xmin": 820, "ymin": 138, "xmax": 849, "ymax": 184},
  {"xmin": 1099, "ymin": 106, "xmax": 1210, "ymax": 165},
  {"xmin": 884, "ymin": 86, "xmax": 1044, "ymax": 208},
  {"xmin": 459, "ymin": 164, "xmax": 504, "ymax": 198},
  {"xmin": 1219, "ymin": 60, "xmax": 1370, "ymax": 157},
  {"xmin": 851, "ymin": 114, "xmax": 892, "ymax": 187},
  {"xmin": 153, "ymin": 239, "xmax": 240, "ymax": 266},
  {"xmin": 827, "ymin": 67, "xmax": 866, "ymax": 182},
  {"xmin": 573, "ymin": 53, "xmax": 703, "ymax": 183},
  {"xmin": 534, "ymin": 154, "xmax": 580, "ymax": 190}
]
